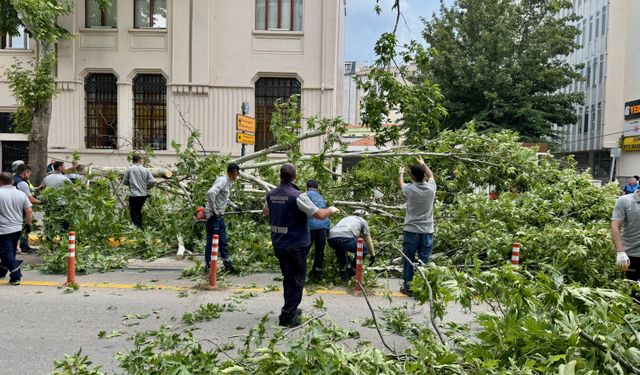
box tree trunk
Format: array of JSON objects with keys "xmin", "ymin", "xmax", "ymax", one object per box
[{"xmin": 28, "ymin": 101, "xmax": 52, "ymax": 185}]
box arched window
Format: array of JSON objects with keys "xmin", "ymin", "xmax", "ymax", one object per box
[
  {"xmin": 254, "ymin": 77, "xmax": 301, "ymax": 151},
  {"xmin": 133, "ymin": 74, "xmax": 167, "ymax": 150},
  {"xmin": 85, "ymin": 73, "xmax": 118, "ymax": 149}
]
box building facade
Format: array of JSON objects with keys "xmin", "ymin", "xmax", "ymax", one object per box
[
  {"xmin": 558, "ymin": 0, "xmax": 640, "ymax": 182},
  {"xmin": 0, "ymin": 0, "xmax": 346, "ymax": 170}
]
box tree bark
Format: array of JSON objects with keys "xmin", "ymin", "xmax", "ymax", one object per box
[{"xmin": 28, "ymin": 101, "xmax": 52, "ymax": 185}]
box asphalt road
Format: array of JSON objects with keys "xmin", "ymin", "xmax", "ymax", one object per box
[{"xmin": 1, "ymin": 267, "xmax": 483, "ymax": 374}]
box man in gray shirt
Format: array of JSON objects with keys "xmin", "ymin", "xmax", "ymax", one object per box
[
  {"xmin": 398, "ymin": 157, "xmax": 436, "ymax": 296},
  {"xmin": 204, "ymin": 162, "xmax": 240, "ymax": 274},
  {"xmin": 0, "ymin": 172, "xmax": 32, "ymax": 285},
  {"xmin": 123, "ymin": 155, "xmax": 156, "ymax": 229},
  {"xmin": 327, "ymin": 215, "xmax": 376, "ymax": 280},
  {"xmin": 42, "ymin": 161, "xmax": 71, "ymax": 232},
  {"xmin": 612, "ymin": 189, "xmax": 640, "ymax": 287}
]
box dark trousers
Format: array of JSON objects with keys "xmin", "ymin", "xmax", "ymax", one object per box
[
  {"xmin": 402, "ymin": 231, "xmax": 433, "ymax": 290},
  {"xmin": 627, "ymin": 257, "xmax": 640, "ymax": 302},
  {"xmin": 309, "ymin": 228, "xmax": 328, "ymax": 273},
  {"xmin": 327, "ymin": 236, "xmax": 368, "ymax": 271},
  {"xmin": 19, "ymin": 224, "xmax": 30, "ymax": 251},
  {"xmin": 205, "ymin": 216, "xmax": 231, "ymax": 268},
  {"xmin": 0, "ymin": 231, "xmax": 23, "ymax": 282},
  {"xmin": 274, "ymin": 246, "xmax": 308, "ymax": 319},
  {"xmin": 129, "ymin": 196, "xmax": 148, "ymax": 229}
]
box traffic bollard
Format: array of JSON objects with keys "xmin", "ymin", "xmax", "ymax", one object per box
[
  {"xmin": 209, "ymin": 234, "xmax": 219, "ymax": 289},
  {"xmin": 354, "ymin": 238, "xmax": 364, "ymax": 295},
  {"xmin": 511, "ymin": 243, "xmax": 520, "ymax": 268},
  {"xmin": 65, "ymin": 231, "xmax": 76, "ymax": 286}
]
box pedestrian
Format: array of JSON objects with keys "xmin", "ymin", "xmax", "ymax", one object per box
[
  {"xmin": 306, "ymin": 179, "xmax": 330, "ymax": 279},
  {"xmin": 327, "ymin": 215, "xmax": 376, "ymax": 280},
  {"xmin": 122, "ymin": 155, "xmax": 156, "ymax": 229},
  {"xmin": 204, "ymin": 162, "xmax": 240, "ymax": 274},
  {"xmin": 14, "ymin": 164, "xmax": 39, "ymax": 253},
  {"xmin": 611, "ymin": 188, "xmax": 640, "ymax": 300},
  {"xmin": 398, "ymin": 157, "xmax": 436, "ymax": 297},
  {"xmin": 0, "ymin": 172, "xmax": 33, "ymax": 285},
  {"xmin": 46, "ymin": 158, "xmax": 56, "ymax": 174},
  {"xmin": 623, "ymin": 177, "xmax": 639, "ymax": 195},
  {"xmin": 263, "ymin": 163, "xmax": 339, "ymax": 327},
  {"xmin": 42, "ymin": 161, "xmax": 71, "ymax": 232}
]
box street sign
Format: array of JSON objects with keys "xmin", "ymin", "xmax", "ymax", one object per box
[
  {"xmin": 610, "ymin": 147, "xmax": 621, "ymax": 158},
  {"xmin": 622, "ymin": 136, "xmax": 640, "ymax": 152},
  {"xmin": 236, "ymin": 114, "xmax": 256, "ymax": 133},
  {"xmin": 236, "ymin": 132, "xmax": 255, "ymax": 145}
]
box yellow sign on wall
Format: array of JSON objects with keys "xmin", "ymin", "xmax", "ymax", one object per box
[
  {"xmin": 236, "ymin": 132, "xmax": 255, "ymax": 145},
  {"xmin": 622, "ymin": 136, "xmax": 640, "ymax": 152},
  {"xmin": 236, "ymin": 114, "xmax": 256, "ymax": 133}
]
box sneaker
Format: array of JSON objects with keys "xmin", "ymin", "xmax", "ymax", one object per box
[
  {"xmin": 399, "ymin": 287, "xmax": 413, "ymax": 297},
  {"xmin": 9, "ymin": 279, "xmax": 21, "ymax": 286}
]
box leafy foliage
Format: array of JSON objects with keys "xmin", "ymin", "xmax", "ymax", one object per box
[{"xmin": 421, "ymin": 0, "xmax": 584, "ymax": 140}]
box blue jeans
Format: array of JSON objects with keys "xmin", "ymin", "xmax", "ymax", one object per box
[
  {"xmin": 327, "ymin": 236, "xmax": 368, "ymax": 271},
  {"xmin": 402, "ymin": 231, "xmax": 433, "ymax": 290},
  {"xmin": 205, "ymin": 216, "xmax": 231, "ymax": 268}
]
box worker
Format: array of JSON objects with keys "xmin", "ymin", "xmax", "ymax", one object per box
[
  {"xmin": 327, "ymin": 215, "xmax": 376, "ymax": 280},
  {"xmin": 0, "ymin": 172, "xmax": 32, "ymax": 285},
  {"xmin": 13, "ymin": 164, "xmax": 39, "ymax": 253},
  {"xmin": 263, "ymin": 163, "xmax": 339, "ymax": 327},
  {"xmin": 398, "ymin": 157, "xmax": 436, "ymax": 297},
  {"xmin": 204, "ymin": 162, "xmax": 241, "ymax": 274},
  {"xmin": 306, "ymin": 179, "xmax": 330, "ymax": 280},
  {"xmin": 612, "ymin": 187, "xmax": 640, "ymax": 302},
  {"xmin": 123, "ymin": 154, "xmax": 156, "ymax": 229}
]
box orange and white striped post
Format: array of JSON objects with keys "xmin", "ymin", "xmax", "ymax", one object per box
[
  {"xmin": 511, "ymin": 243, "xmax": 520, "ymax": 268},
  {"xmin": 354, "ymin": 238, "xmax": 364, "ymax": 295},
  {"xmin": 65, "ymin": 231, "xmax": 76, "ymax": 285},
  {"xmin": 209, "ymin": 234, "xmax": 219, "ymax": 289}
]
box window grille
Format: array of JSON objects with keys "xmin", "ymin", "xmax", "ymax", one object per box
[
  {"xmin": 0, "ymin": 113, "xmax": 16, "ymax": 133},
  {"xmin": 85, "ymin": 73, "xmax": 118, "ymax": 149},
  {"xmin": 1, "ymin": 141, "xmax": 29, "ymax": 172},
  {"xmin": 254, "ymin": 77, "xmax": 301, "ymax": 151},
  {"xmin": 133, "ymin": 74, "xmax": 167, "ymax": 150}
]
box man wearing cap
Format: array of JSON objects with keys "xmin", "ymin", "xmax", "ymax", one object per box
[
  {"xmin": 14, "ymin": 164, "xmax": 39, "ymax": 253},
  {"xmin": 327, "ymin": 215, "xmax": 376, "ymax": 280},
  {"xmin": 0, "ymin": 172, "xmax": 32, "ymax": 285},
  {"xmin": 263, "ymin": 164, "xmax": 339, "ymax": 327},
  {"xmin": 306, "ymin": 179, "xmax": 330, "ymax": 279},
  {"xmin": 612, "ymin": 189, "xmax": 640, "ymax": 296}
]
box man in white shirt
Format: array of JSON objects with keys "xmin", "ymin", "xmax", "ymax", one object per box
[
  {"xmin": 0, "ymin": 172, "xmax": 32, "ymax": 285},
  {"xmin": 42, "ymin": 161, "xmax": 71, "ymax": 232}
]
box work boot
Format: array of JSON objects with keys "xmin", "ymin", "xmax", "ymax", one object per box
[
  {"xmin": 399, "ymin": 287, "xmax": 413, "ymax": 297},
  {"xmin": 223, "ymin": 265, "xmax": 239, "ymax": 275},
  {"xmin": 279, "ymin": 313, "xmax": 301, "ymax": 328}
]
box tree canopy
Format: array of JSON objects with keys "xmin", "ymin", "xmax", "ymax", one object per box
[{"xmin": 420, "ymin": 0, "xmax": 584, "ymax": 141}]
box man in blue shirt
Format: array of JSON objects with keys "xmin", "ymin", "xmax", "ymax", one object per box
[
  {"xmin": 263, "ymin": 164, "xmax": 338, "ymax": 327},
  {"xmin": 624, "ymin": 177, "xmax": 640, "ymax": 195},
  {"xmin": 306, "ymin": 179, "xmax": 330, "ymax": 279}
]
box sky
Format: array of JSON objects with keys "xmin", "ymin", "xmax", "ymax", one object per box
[{"xmin": 345, "ymin": 0, "xmax": 454, "ymax": 65}]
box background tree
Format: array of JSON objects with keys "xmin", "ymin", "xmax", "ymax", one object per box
[{"xmin": 421, "ymin": 0, "xmax": 583, "ymax": 141}]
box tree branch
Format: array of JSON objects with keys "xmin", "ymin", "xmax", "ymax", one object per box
[
  {"xmin": 356, "ymin": 280, "xmax": 398, "ymax": 355},
  {"xmin": 232, "ymin": 129, "xmax": 325, "ymax": 165},
  {"xmin": 578, "ymin": 330, "xmax": 640, "ymax": 374}
]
